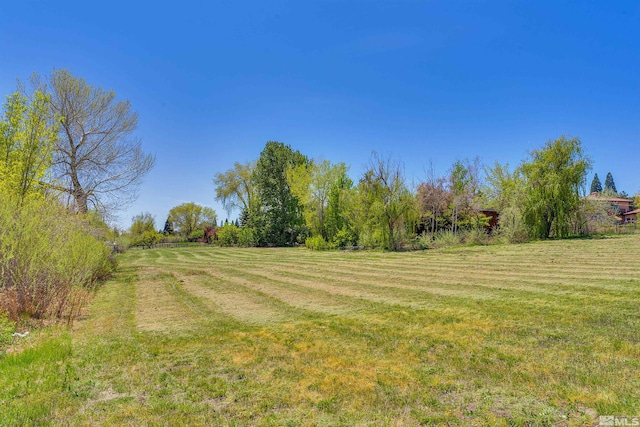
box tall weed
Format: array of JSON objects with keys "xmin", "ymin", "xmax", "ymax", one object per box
[{"xmin": 430, "ymin": 230, "xmax": 464, "ymax": 248}]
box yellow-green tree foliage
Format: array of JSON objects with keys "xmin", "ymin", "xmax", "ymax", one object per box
[
  {"xmin": 520, "ymin": 136, "xmax": 591, "ymax": 239},
  {"xmin": 287, "ymin": 159, "xmax": 352, "ymax": 242},
  {"xmin": 169, "ymin": 202, "xmax": 217, "ymax": 239},
  {"xmin": 0, "ymin": 89, "xmax": 114, "ymax": 323},
  {"xmin": 0, "ymin": 91, "xmax": 58, "ymax": 204}
]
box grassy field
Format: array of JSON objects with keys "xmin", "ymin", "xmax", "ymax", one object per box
[{"xmin": 2, "ymin": 235, "xmax": 640, "ymax": 426}]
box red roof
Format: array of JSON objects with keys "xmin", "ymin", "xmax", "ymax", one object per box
[
  {"xmin": 586, "ymin": 194, "xmax": 633, "ymax": 203},
  {"xmin": 622, "ymin": 209, "xmax": 640, "ymax": 216}
]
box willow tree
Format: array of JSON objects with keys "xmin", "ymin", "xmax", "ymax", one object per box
[
  {"xmin": 214, "ymin": 161, "xmax": 256, "ymax": 224},
  {"xmin": 520, "ymin": 136, "xmax": 591, "ymax": 239},
  {"xmin": 45, "ymin": 69, "xmax": 155, "ymax": 215}
]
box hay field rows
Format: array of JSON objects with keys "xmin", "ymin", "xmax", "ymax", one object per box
[{"xmin": 2, "ymin": 235, "xmax": 640, "ymax": 425}]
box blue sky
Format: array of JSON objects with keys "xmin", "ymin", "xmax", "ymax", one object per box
[{"xmin": 2, "ymin": 1, "xmax": 639, "ymax": 228}]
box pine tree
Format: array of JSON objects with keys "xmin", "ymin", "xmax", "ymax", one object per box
[
  {"xmin": 589, "ymin": 173, "xmax": 602, "ymax": 194},
  {"xmin": 163, "ymin": 217, "xmax": 174, "ymax": 235},
  {"xmin": 239, "ymin": 208, "xmax": 250, "ymax": 227},
  {"xmin": 604, "ymin": 172, "xmax": 617, "ymax": 193}
]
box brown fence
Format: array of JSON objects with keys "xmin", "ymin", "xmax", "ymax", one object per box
[{"xmin": 129, "ymin": 242, "xmax": 206, "ymax": 250}]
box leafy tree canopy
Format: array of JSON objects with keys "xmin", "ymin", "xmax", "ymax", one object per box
[
  {"xmin": 130, "ymin": 212, "xmax": 156, "ymax": 236},
  {"xmin": 0, "ymin": 90, "xmax": 58, "ymax": 205},
  {"xmin": 169, "ymin": 202, "xmax": 217, "ymax": 239},
  {"xmin": 520, "ymin": 136, "xmax": 591, "ymax": 239}
]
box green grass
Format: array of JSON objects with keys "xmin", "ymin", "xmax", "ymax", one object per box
[{"xmin": 2, "ymin": 235, "xmax": 640, "ymax": 425}]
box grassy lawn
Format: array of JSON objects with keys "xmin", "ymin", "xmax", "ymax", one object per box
[{"xmin": 2, "ymin": 235, "xmax": 640, "ymax": 426}]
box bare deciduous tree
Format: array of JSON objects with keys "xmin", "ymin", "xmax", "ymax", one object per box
[
  {"xmin": 417, "ymin": 161, "xmax": 450, "ymax": 239},
  {"xmin": 44, "ymin": 69, "xmax": 155, "ymax": 215}
]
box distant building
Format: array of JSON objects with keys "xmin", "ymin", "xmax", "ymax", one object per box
[
  {"xmin": 585, "ymin": 193, "xmax": 636, "ymax": 224},
  {"xmin": 621, "ymin": 209, "xmax": 639, "ymax": 224}
]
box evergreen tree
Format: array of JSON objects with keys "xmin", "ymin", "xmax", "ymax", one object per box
[
  {"xmin": 234, "ymin": 218, "xmax": 240, "ymax": 227},
  {"xmin": 253, "ymin": 141, "xmax": 309, "ymax": 246},
  {"xmin": 163, "ymin": 217, "xmax": 174, "ymax": 235},
  {"xmin": 604, "ymin": 172, "xmax": 617, "ymax": 193},
  {"xmin": 589, "ymin": 173, "xmax": 602, "ymax": 194},
  {"xmin": 239, "ymin": 208, "xmax": 250, "ymax": 227}
]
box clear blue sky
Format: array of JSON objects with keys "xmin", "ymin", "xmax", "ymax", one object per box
[{"xmin": 2, "ymin": 1, "xmax": 639, "ymax": 229}]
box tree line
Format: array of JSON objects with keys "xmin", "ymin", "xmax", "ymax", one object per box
[{"xmin": 200, "ymin": 136, "xmax": 628, "ymax": 250}]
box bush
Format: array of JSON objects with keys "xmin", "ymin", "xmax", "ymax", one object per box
[
  {"xmin": 238, "ymin": 227, "xmax": 258, "ymax": 247},
  {"xmin": 188, "ymin": 229, "xmax": 204, "ymax": 242},
  {"xmin": 358, "ymin": 228, "xmax": 383, "ymax": 249},
  {"xmin": 305, "ymin": 236, "xmax": 332, "ymax": 250},
  {"xmin": 463, "ymin": 228, "xmax": 490, "ymax": 245},
  {"xmin": 332, "ymin": 227, "xmax": 357, "ymax": 248},
  {"xmin": 0, "ymin": 197, "xmax": 115, "ymax": 323},
  {"xmin": 130, "ymin": 231, "xmax": 163, "ymax": 248},
  {"xmin": 496, "ymin": 205, "xmax": 529, "ymax": 243},
  {"xmin": 431, "ymin": 230, "xmax": 463, "ymax": 249},
  {"xmin": 217, "ymin": 224, "xmax": 239, "ymax": 246},
  {"xmin": 416, "ymin": 232, "xmax": 433, "ymax": 249}
]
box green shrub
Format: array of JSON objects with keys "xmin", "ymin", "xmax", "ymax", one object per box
[
  {"xmin": 238, "ymin": 227, "xmax": 258, "ymax": 247},
  {"xmin": 0, "ymin": 197, "xmax": 114, "ymax": 323},
  {"xmin": 305, "ymin": 236, "xmax": 332, "ymax": 250},
  {"xmin": 217, "ymin": 224, "xmax": 240, "ymax": 246},
  {"xmin": 189, "ymin": 229, "xmax": 204, "ymax": 241},
  {"xmin": 463, "ymin": 228, "xmax": 490, "ymax": 245},
  {"xmin": 496, "ymin": 205, "xmax": 529, "ymax": 243},
  {"xmin": 130, "ymin": 231, "xmax": 163, "ymax": 248},
  {"xmin": 417, "ymin": 232, "xmax": 433, "ymax": 249},
  {"xmin": 332, "ymin": 227, "xmax": 357, "ymax": 248},
  {"xmin": 431, "ymin": 230, "xmax": 463, "ymax": 249},
  {"xmin": 358, "ymin": 228, "xmax": 384, "ymax": 249}
]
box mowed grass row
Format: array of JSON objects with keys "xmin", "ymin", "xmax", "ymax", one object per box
[{"xmin": 1, "ymin": 235, "xmax": 639, "ymax": 425}]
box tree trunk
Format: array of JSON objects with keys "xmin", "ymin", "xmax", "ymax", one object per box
[{"xmin": 71, "ymin": 172, "xmax": 88, "ymax": 214}]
